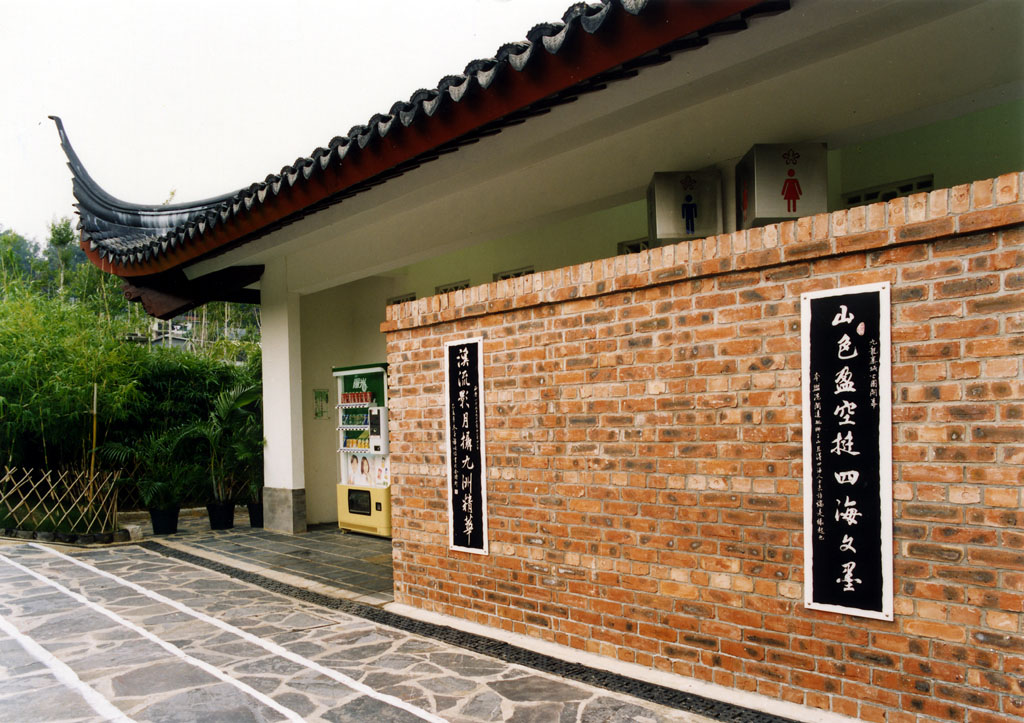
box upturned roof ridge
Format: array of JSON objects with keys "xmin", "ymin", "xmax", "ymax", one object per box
[{"xmin": 54, "ymin": 0, "xmax": 787, "ymax": 272}]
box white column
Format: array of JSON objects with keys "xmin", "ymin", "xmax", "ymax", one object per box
[{"xmin": 260, "ymin": 257, "xmax": 306, "ymax": 532}]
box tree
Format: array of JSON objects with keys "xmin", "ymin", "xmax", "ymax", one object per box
[
  {"xmin": 0, "ymin": 227, "xmax": 38, "ymax": 287},
  {"xmin": 0, "ymin": 280, "xmax": 142, "ymax": 469},
  {"xmin": 45, "ymin": 217, "xmax": 79, "ymax": 293}
]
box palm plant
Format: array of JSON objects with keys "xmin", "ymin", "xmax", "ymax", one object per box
[
  {"xmin": 176, "ymin": 384, "xmax": 262, "ymax": 503},
  {"xmin": 235, "ymin": 411, "xmax": 265, "ymax": 505},
  {"xmin": 97, "ymin": 431, "xmax": 199, "ymax": 510}
]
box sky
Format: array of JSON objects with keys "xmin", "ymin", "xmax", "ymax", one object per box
[{"xmin": 0, "ymin": 0, "xmax": 572, "ymax": 245}]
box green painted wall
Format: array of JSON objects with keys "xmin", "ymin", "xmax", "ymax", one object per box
[
  {"xmin": 386, "ymin": 200, "xmax": 647, "ymax": 302},
  {"xmin": 829, "ymin": 99, "xmax": 1024, "ymax": 207}
]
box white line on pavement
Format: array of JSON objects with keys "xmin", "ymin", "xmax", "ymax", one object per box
[
  {"xmin": 29, "ymin": 543, "xmax": 449, "ymax": 723},
  {"xmin": 0, "ymin": 552, "xmax": 307, "ymax": 723},
  {"xmin": 0, "ymin": 612, "xmax": 136, "ymax": 723}
]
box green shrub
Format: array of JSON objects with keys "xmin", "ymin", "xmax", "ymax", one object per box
[{"xmin": 0, "ymin": 278, "xmax": 261, "ymax": 500}]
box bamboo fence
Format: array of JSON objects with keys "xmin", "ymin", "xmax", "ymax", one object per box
[{"xmin": 0, "ymin": 467, "xmax": 120, "ymax": 534}]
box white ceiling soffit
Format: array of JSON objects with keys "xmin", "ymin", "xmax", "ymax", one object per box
[{"xmin": 183, "ymin": 0, "xmax": 1022, "ymax": 294}]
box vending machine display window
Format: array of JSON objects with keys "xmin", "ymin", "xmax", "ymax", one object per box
[{"xmin": 347, "ymin": 488, "xmax": 372, "ymax": 516}]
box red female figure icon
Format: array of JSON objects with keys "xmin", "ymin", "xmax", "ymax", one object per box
[{"xmin": 782, "ymin": 168, "xmax": 802, "ymax": 213}]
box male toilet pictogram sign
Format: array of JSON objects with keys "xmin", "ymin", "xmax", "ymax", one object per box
[{"xmin": 680, "ymin": 193, "xmax": 698, "ymax": 234}]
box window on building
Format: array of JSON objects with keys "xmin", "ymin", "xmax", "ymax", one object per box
[
  {"xmin": 618, "ymin": 238, "xmax": 660, "ymax": 255},
  {"xmin": 493, "ymin": 266, "xmax": 534, "ymax": 281},
  {"xmin": 386, "ymin": 292, "xmax": 416, "ymax": 306},
  {"xmin": 435, "ymin": 280, "xmax": 471, "ymax": 295},
  {"xmin": 843, "ymin": 175, "xmax": 934, "ymax": 208}
]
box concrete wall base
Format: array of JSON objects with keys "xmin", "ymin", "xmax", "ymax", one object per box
[{"xmin": 263, "ymin": 487, "xmax": 306, "ymax": 534}]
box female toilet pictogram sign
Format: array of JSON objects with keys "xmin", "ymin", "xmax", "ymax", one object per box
[{"xmin": 782, "ymin": 169, "xmax": 802, "ymax": 213}]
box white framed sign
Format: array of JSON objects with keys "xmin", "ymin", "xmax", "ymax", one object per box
[
  {"xmin": 802, "ymin": 282, "xmax": 893, "ymax": 620},
  {"xmin": 444, "ymin": 337, "xmax": 488, "ymax": 554}
]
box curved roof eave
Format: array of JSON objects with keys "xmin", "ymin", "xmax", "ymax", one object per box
[{"xmin": 56, "ymin": 0, "xmax": 786, "ymax": 279}]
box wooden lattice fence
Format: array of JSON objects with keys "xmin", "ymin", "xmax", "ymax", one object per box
[{"xmin": 0, "ymin": 468, "xmax": 120, "ymax": 534}]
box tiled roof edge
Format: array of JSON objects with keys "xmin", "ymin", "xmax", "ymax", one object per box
[{"xmin": 57, "ymin": 0, "xmax": 789, "ymax": 272}]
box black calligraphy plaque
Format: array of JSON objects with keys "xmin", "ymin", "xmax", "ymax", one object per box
[
  {"xmin": 802, "ymin": 283, "xmax": 892, "ymax": 620},
  {"xmin": 445, "ymin": 337, "xmax": 488, "ymax": 554}
]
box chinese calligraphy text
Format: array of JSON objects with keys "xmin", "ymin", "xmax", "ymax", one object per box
[
  {"xmin": 802, "ymin": 284, "xmax": 893, "ymax": 620},
  {"xmin": 445, "ymin": 338, "xmax": 488, "ymax": 554}
]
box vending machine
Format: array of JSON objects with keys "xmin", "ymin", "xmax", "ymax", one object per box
[{"xmin": 333, "ymin": 364, "xmax": 391, "ymax": 537}]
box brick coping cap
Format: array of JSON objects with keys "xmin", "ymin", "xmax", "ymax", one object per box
[{"xmin": 382, "ymin": 172, "xmax": 1024, "ymax": 333}]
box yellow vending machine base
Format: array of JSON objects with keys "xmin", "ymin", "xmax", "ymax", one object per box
[{"xmin": 337, "ymin": 484, "xmax": 391, "ymax": 537}]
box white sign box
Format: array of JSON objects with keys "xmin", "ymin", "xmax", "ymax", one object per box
[
  {"xmin": 647, "ymin": 170, "xmax": 723, "ymax": 242},
  {"xmin": 736, "ymin": 143, "xmax": 827, "ymax": 229}
]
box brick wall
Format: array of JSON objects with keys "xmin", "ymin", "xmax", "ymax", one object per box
[{"xmin": 382, "ymin": 173, "xmax": 1024, "ymax": 723}]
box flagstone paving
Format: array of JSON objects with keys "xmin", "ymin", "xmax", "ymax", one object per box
[
  {"xmin": 123, "ymin": 512, "xmax": 394, "ymax": 605},
  {"xmin": 0, "ymin": 543, "xmax": 720, "ymax": 723}
]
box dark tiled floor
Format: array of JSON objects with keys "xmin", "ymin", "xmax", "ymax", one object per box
[{"xmin": 125, "ymin": 509, "xmax": 394, "ymax": 604}]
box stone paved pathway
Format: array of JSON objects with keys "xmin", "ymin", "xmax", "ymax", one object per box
[
  {"xmin": 124, "ymin": 513, "xmax": 394, "ymax": 605},
  {"xmin": 0, "ymin": 542, "xmax": 715, "ymax": 722}
]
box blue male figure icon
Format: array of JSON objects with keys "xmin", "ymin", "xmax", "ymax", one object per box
[{"xmin": 681, "ymin": 194, "xmax": 698, "ymax": 235}]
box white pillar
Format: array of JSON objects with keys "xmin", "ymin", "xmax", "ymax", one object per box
[{"xmin": 260, "ymin": 257, "xmax": 306, "ymax": 533}]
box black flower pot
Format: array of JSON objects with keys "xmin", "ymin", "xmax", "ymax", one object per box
[
  {"xmin": 207, "ymin": 502, "xmax": 235, "ymax": 530},
  {"xmin": 149, "ymin": 507, "xmax": 180, "ymax": 535},
  {"xmin": 247, "ymin": 502, "xmax": 264, "ymax": 528}
]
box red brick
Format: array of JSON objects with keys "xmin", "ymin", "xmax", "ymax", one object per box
[
  {"xmin": 897, "ymin": 216, "xmax": 956, "ymax": 243},
  {"xmin": 972, "ymin": 425, "xmax": 1024, "ymax": 443},
  {"xmin": 932, "ymin": 232, "xmax": 998, "ymax": 257},
  {"xmin": 959, "ymin": 204, "xmax": 1024, "ymax": 233},
  {"xmin": 972, "ymin": 178, "xmax": 995, "ymax": 208},
  {"xmin": 967, "ymin": 293, "xmax": 1024, "ymax": 315},
  {"xmin": 901, "ymin": 694, "xmax": 965, "ymax": 722},
  {"xmin": 994, "ymin": 172, "xmax": 1020, "ymax": 204},
  {"xmin": 900, "ymin": 341, "xmax": 961, "ymax": 362},
  {"xmin": 835, "ymin": 230, "xmax": 887, "ymax": 253},
  {"xmin": 897, "ymin": 300, "xmax": 964, "ymax": 323},
  {"xmin": 965, "ymin": 336, "xmax": 1024, "ymax": 357},
  {"xmin": 968, "ymin": 248, "xmax": 1024, "ymax": 272},
  {"xmin": 933, "ymin": 275, "xmax": 1000, "ymax": 299},
  {"xmin": 933, "ymin": 318, "xmax": 999, "ymax": 339},
  {"xmin": 900, "ymin": 258, "xmax": 964, "ymax": 281}
]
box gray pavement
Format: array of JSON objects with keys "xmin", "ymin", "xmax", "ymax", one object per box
[
  {"xmin": 0, "ymin": 540, "xmax": 717, "ymax": 723},
  {"xmin": 127, "ymin": 511, "xmax": 394, "ymax": 606},
  {"xmin": 119, "ymin": 509, "xmax": 391, "ymax": 606}
]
